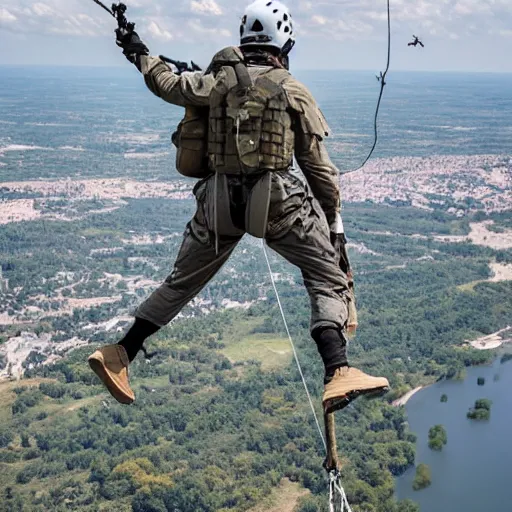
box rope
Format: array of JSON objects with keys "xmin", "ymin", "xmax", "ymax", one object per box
[
  {"xmin": 261, "ymin": 2, "xmax": 392, "ymax": 509},
  {"xmin": 330, "ymin": 471, "xmax": 353, "ymax": 512},
  {"xmin": 262, "ymin": 241, "xmax": 353, "ymax": 511},
  {"xmin": 346, "ymin": 0, "xmax": 391, "ymax": 175},
  {"xmin": 262, "ymin": 240, "xmax": 326, "ymax": 452}
]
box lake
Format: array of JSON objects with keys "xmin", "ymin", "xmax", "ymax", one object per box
[{"xmin": 395, "ymin": 355, "xmax": 512, "ymax": 511}]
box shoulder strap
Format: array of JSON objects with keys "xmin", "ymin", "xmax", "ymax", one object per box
[{"xmin": 234, "ymin": 62, "xmax": 253, "ymax": 89}]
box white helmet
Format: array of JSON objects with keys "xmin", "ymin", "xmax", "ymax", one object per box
[{"xmin": 240, "ymin": 0, "xmax": 295, "ymax": 55}]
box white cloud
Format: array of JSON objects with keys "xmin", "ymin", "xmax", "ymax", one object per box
[
  {"xmin": 0, "ymin": 0, "xmax": 512, "ymax": 69},
  {"xmin": 32, "ymin": 3, "xmax": 54, "ymax": 17},
  {"xmin": 147, "ymin": 20, "xmax": 174, "ymax": 41},
  {"xmin": 187, "ymin": 18, "xmax": 230, "ymax": 38},
  {"xmin": 0, "ymin": 7, "xmax": 17, "ymax": 23},
  {"xmin": 311, "ymin": 15, "xmax": 327, "ymax": 26},
  {"xmin": 190, "ymin": 0, "xmax": 222, "ymax": 16}
]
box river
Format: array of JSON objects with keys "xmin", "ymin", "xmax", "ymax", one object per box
[{"xmin": 395, "ymin": 356, "xmax": 512, "ymax": 511}]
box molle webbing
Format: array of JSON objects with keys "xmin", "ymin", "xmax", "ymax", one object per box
[{"xmin": 208, "ymin": 67, "xmax": 294, "ymax": 175}]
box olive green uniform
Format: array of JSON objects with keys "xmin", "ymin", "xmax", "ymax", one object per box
[{"xmin": 135, "ymin": 54, "xmax": 350, "ymax": 334}]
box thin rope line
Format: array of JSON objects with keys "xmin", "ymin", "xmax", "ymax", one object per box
[
  {"xmin": 261, "ymin": 240, "xmax": 327, "ymax": 452},
  {"xmin": 261, "ymin": 249, "xmax": 355, "ymax": 510},
  {"xmin": 335, "ymin": 477, "xmax": 353, "ymax": 512},
  {"xmin": 346, "ymin": 0, "xmax": 391, "ymax": 175}
]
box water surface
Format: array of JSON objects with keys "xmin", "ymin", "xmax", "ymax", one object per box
[{"xmin": 396, "ymin": 357, "xmax": 512, "ymax": 511}]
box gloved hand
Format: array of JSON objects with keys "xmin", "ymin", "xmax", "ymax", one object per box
[{"xmin": 115, "ymin": 28, "xmax": 149, "ymax": 68}]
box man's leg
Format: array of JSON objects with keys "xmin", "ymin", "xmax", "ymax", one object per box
[
  {"xmin": 266, "ymin": 198, "xmax": 389, "ymax": 413},
  {"xmin": 88, "ymin": 204, "xmax": 242, "ymax": 404},
  {"xmin": 134, "ymin": 225, "xmax": 241, "ymax": 329}
]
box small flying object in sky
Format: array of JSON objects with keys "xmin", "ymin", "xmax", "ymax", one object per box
[{"xmin": 408, "ymin": 35, "xmax": 424, "ymax": 48}]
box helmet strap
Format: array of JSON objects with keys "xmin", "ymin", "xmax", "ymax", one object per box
[{"xmin": 281, "ymin": 38, "xmax": 295, "ymax": 57}]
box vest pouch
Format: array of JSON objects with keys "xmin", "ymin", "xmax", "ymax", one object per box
[
  {"xmin": 204, "ymin": 174, "xmax": 241, "ymax": 237},
  {"xmin": 172, "ymin": 106, "xmax": 209, "ymax": 179},
  {"xmin": 245, "ymin": 172, "xmax": 272, "ymax": 238}
]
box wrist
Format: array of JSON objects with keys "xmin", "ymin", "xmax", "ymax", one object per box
[{"xmin": 329, "ymin": 212, "xmax": 344, "ymax": 234}]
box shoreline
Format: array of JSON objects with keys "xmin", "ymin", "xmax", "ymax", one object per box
[{"xmin": 392, "ymin": 386, "xmax": 424, "ymax": 407}]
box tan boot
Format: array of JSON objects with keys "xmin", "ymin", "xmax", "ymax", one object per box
[
  {"xmin": 323, "ymin": 367, "xmax": 389, "ymax": 414},
  {"xmin": 88, "ymin": 344, "xmax": 135, "ymax": 404}
]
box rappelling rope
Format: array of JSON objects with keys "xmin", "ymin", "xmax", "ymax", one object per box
[
  {"xmin": 261, "ymin": 2, "xmax": 392, "ymax": 509},
  {"xmin": 262, "ymin": 240, "xmax": 326, "ymax": 451},
  {"xmin": 329, "ymin": 470, "xmax": 353, "ymax": 512},
  {"xmin": 262, "ymin": 241, "xmax": 352, "ymax": 512},
  {"xmin": 346, "ymin": 0, "xmax": 391, "ymax": 175}
]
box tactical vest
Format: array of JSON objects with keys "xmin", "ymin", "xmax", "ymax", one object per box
[
  {"xmin": 171, "ymin": 105, "xmax": 210, "ymax": 179},
  {"xmin": 208, "ymin": 59, "xmax": 294, "ymax": 175}
]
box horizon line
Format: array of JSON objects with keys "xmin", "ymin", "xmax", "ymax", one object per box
[{"xmin": 1, "ymin": 63, "xmax": 511, "ymax": 75}]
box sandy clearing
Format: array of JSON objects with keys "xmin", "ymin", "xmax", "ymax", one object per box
[
  {"xmin": 435, "ymin": 221, "xmax": 512, "ymax": 250},
  {"xmin": 467, "ymin": 326, "xmax": 512, "ymax": 350},
  {"xmin": 1, "ymin": 178, "xmax": 192, "ymax": 201},
  {"xmin": 392, "ymin": 386, "xmax": 424, "ymax": 407},
  {"xmin": 0, "ymin": 179, "xmax": 193, "ymax": 225},
  {"xmin": 121, "ymin": 234, "xmax": 175, "ymax": 245},
  {"xmin": 490, "ymin": 262, "xmax": 512, "ymax": 282},
  {"xmin": 0, "ymin": 333, "xmax": 89, "ymax": 381},
  {"xmin": 457, "ymin": 261, "xmax": 512, "ymax": 292},
  {"xmin": 348, "ymin": 242, "xmax": 382, "ymax": 256},
  {"xmin": 469, "ymin": 221, "xmax": 512, "ymax": 250},
  {"xmin": 0, "ymin": 312, "xmax": 30, "ymax": 326},
  {"xmin": 0, "ymin": 199, "xmax": 42, "ymax": 224},
  {"xmin": 0, "ymin": 198, "xmax": 126, "ymax": 225},
  {"xmin": 0, "ymin": 332, "xmax": 52, "ymax": 380},
  {"xmin": 247, "ymin": 478, "xmax": 310, "ymax": 512},
  {"xmin": 66, "ymin": 296, "xmax": 122, "ymax": 309}
]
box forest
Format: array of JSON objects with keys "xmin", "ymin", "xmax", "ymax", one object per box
[{"xmin": 0, "ymin": 198, "xmax": 511, "ymax": 511}]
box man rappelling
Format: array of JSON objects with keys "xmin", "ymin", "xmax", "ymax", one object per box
[{"xmin": 88, "ymin": 0, "xmax": 390, "ymax": 415}]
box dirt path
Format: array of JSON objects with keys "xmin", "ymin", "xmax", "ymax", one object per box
[
  {"xmin": 247, "ymin": 478, "xmax": 310, "ymax": 512},
  {"xmin": 435, "ymin": 221, "xmax": 512, "ymax": 250}
]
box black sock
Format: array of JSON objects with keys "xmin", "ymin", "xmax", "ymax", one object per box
[
  {"xmin": 311, "ymin": 327, "xmax": 348, "ymax": 384},
  {"xmin": 118, "ymin": 318, "xmax": 160, "ymax": 362}
]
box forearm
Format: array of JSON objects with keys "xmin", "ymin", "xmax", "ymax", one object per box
[
  {"xmin": 140, "ymin": 55, "xmax": 213, "ymax": 107},
  {"xmin": 296, "ymin": 137, "xmax": 341, "ymax": 227}
]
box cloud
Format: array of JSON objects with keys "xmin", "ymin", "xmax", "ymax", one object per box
[
  {"xmin": 311, "ymin": 15, "xmax": 327, "ymax": 26},
  {"xmin": 0, "ymin": 0, "xmax": 110, "ymax": 36},
  {"xmin": 32, "ymin": 2, "xmax": 54, "ymax": 17},
  {"xmin": 147, "ymin": 20, "xmax": 174, "ymax": 41},
  {"xmin": 187, "ymin": 18, "xmax": 231, "ymax": 38},
  {"xmin": 0, "ymin": 0, "xmax": 511, "ymax": 60},
  {"xmin": 0, "ymin": 8, "xmax": 17, "ymax": 23},
  {"xmin": 190, "ymin": 0, "xmax": 222, "ymax": 16}
]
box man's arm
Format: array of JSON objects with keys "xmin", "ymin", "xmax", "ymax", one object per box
[
  {"xmin": 283, "ymin": 78, "xmax": 341, "ymax": 228},
  {"xmin": 139, "ymin": 56, "xmax": 215, "ymax": 108},
  {"xmin": 114, "ymin": 24, "xmax": 215, "ymax": 108}
]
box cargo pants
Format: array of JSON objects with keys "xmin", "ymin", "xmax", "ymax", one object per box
[{"xmin": 135, "ymin": 171, "xmax": 350, "ymax": 333}]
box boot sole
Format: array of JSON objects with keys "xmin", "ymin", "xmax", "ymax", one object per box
[
  {"xmin": 323, "ymin": 386, "xmax": 389, "ymax": 414},
  {"xmin": 88, "ymin": 356, "xmax": 134, "ymax": 405}
]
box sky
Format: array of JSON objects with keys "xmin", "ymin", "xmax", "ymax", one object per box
[{"xmin": 0, "ymin": 0, "xmax": 512, "ymax": 72}]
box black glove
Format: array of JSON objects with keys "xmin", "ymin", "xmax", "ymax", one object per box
[
  {"xmin": 115, "ymin": 28, "xmax": 149, "ymax": 68},
  {"xmin": 330, "ymin": 232, "xmax": 351, "ymax": 276}
]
